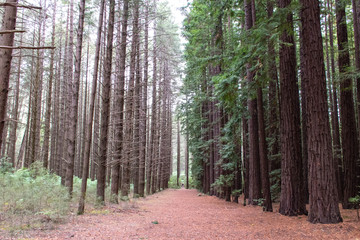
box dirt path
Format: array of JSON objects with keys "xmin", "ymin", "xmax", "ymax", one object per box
[{"xmin": 19, "ymin": 189, "xmax": 360, "ymax": 239}]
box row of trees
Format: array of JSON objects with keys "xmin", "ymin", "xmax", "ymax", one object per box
[
  {"xmin": 0, "ymin": 0, "xmax": 181, "ymax": 213},
  {"xmin": 180, "ymin": 0, "xmax": 359, "ymax": 224}
]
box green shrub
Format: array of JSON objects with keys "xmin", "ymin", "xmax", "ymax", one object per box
[
  {"xmin": 0, "ymin": 162, "xmax": 70, "ymax": 220},
  {"xmin": 168, "ymin": 175, "xmax": 181, "ymax": 189}
]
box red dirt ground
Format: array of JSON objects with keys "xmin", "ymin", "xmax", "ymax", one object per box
[{"xmin": 7, "ymin": 189, "xmax": 360, "ymax": 239}]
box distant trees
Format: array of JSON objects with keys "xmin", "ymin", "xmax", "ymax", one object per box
[{"xmin": 0, "ymin": 0, "xmax": 179, "ymax": 213}]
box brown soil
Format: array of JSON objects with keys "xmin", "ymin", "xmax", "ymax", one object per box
[{"xmin": 4, "ymin": 189, "xmax": 360, "ymax": 239}]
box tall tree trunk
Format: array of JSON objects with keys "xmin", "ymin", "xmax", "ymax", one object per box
[
  {"xmin": 0, "ymin": 0, "xmax": 17, "ymax": 156},
  {"xmin": 267, "ymin": 1, "xmax": 280, "ymax": 172},
  {"xmin": 97, "ymin": 0, "xmax": 115, "ymax": 204},
  {"xmin": 326, "ymin": 0, "xmax": 343, "ymax": 201},
  {"xmin": 336, "ymin": 0, "xmax": 360, "ymax": 209},
  {"xmin": 78, "ymin": 0, "xmax": 105, "ymax": 214},
  {"xmin": 79, "ymin": 44, "xmax": 89, "ymax": 178},
  {"xmin": 8, "ymin": 28, "xmax": 22, "ymax": 167},
  {"xmin": 177, "ymin": 120, "xmax": 181, "ymax": 186},
  {"xmin": 278, "ymin": 0, "xmax": 306, "ymax": 216},
  {"xmin": 121, "ymin": 0, "xmax": 139, "ymax": 198},
  {"xmin": 147, "ymin": 0, "xmax": 158, "ymax": 195},
  {"xmin": 133, "ymin": 28, "xmax": 142, "ymax": 196},
  {"xmin": 110, "ymin": 0, "xmax": 129, "ymax": 202},
  {"xmin": 42, "ymin": 0, "xmax": 56, "ymax": 169},
  {"xmin": 300, "ymin": 0, "xmax": 342, "ymax": 223},
  {"xmin": 353, "ymin": 0, "xmax": 360, "ymax": 151},
  {"xmin": 245, "ymin": 0, "xmax": 261, "ymax": 206},
  {"xmin": 257, "ymin": 87, "xmax": 272, "ymax": 211},
  {"xmin": 65, "ymin": 0, "xmax": 86, "ymax": 196},
  {"xmin": 29, "ymin": 16, "xmax": 44, "ymax": 166},
  {"xmin": 59, "ymin": 6, "xmax": 70, "ymax": 183},
  {"xmin": 139, "ymin": 0, "xmax": 149, "ymax": 197}
]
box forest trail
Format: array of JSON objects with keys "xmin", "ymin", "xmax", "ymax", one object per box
[{"xmin": 21, "ymin": 189, "xmax": 360, "ymax": 240}]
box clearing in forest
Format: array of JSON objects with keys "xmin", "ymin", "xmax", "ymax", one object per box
[{"xmin": 8, "ymin": 189, "xmax": 360, "ymax": 239}]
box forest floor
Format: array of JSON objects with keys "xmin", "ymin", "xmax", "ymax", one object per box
[{"xmin": 3, "ymin": 188, "xmax": 360, "ymax": 240}]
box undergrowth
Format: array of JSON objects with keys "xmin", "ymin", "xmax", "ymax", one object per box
[
  {"xmin": 168, "ymin": 174, "xmax": 194, "ymax": 189},
  {"xmin": 0, "ymin": 162, "xmax": 70, "ymax": 236},
  {"xmin": 0, "ymin": 161, "xmax": 111, "ymax": 237}
]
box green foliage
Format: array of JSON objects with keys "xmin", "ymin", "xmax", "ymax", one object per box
[
  {"xmin": 168, "ymin": 175, "xmax": 181, "ymax": 189},
  {"xmin": 349, "ymin": 195, "xmax": 360, "ymax": 205},
  {"xmin": 0, "ymin": 157, "xmax": 13, "ymax": 174},
  {"xmin": 232, "ymin": 189, "xmax": 242, "ymax": 197},
  {"xmin": 211, "ymin": 174, "xmax": 234, "ymax": 194},
  {"xmin": 349, "ymin": 196, "xmax": 360, "ymax": 220},
  {"xmin": 72, "ymin": 176, "xmax": 105, "ymax": 206},
  {"xmin": 168, "ymin": 174, "xmax": 195, "ymax": 189},
  {"xmin": 0, "ymin": 162, "xmax": 70, "ymax": 220},
  {"xmin": 270, "ymin": 168, "xmax": 281, "ymax": 201}
]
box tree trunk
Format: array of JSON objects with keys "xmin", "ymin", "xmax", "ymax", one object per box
[
  {"xmin": 65, "ymin": 0, "xmax": 85, "ymax": 196},
  {"xmin": 177, "ymin": 120, "xmax": 181, "ymax": 186},
  {"xmin": 110, "ymin": 0, "xmax": 129, "ymax": 202},
  {"xmin": 97, "ymin": 0, "xmax": 115, "ymax": 204},
  {"xmin": 300, "ymin": 0, "xmax": 342, "ymax": 223},
  {"xmin": 8, "ymin": 29, "xmax": 22, "ymax": 167},
  {"xmin": 139, "ymin": 0, "xmax": 149, "ymax": 197},
  {"xmin": 257, "ymin": 87, "xmax": 272, "ymax": 211},
  {"xmin": 245, "ymin": 0, "xmax": 261, "ymax": 206},
  {"xmin": 278, "ymin": 0, "xmax": 306, "ymax": 216},
  {"xmin": 336, "ymin": 0, "xmax": 359, "ymax": 209},
  {"xmin": 267, "ymin": 1, "xmax": 280, "ymax": 172},
  {"xmin": 78, "ymin": 0, "xmax": 105, "ymax": 213},
  {"xmin": 42, "ymin": 0, "xmax": 56, "ymax": 169},
  {"xmin": 121, "ymin": 0, "xmax": 139, "ymax": 198},
  {"xmin": 0, "ymin": 0, "xmax": 17, "ymax": 156},
  {"xmin": 147, "ymin": 0, "xmax": 158, "ymax": 195},
  {"xmin": 133, "ymin": 27, "xmax": 142, "ymax": 196}
]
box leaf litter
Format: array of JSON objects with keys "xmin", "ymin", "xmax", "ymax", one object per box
[{"xmin": 3, "ymin": 188, "xmax": 360, "ymax": 239}]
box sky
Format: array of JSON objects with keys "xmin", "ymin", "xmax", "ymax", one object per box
[
  {"xmin": 166, "ymin": 0, "xmax": 190, "ymax": 48},
  {"xmin": 167, "ymin": 0, "xmax": 189, "ymax": 27}
]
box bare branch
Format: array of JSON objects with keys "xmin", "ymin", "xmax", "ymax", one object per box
[
  {"xmin": 0, "ymin": 45, "xmax": 55, "ymax": 50},
  {"xmin": 0, "ymin": 30, "xmax": 26, "ymax": 34},
  {"xmin": 0, "ymin": 3, "xmax": 42, "ymax": 10}
]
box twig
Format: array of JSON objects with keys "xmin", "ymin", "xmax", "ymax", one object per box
[
  {"xmin": 0, "ymin": 45, "xmax": 55, "ymax": 50},
  {"xmin": 0, "ymin": 30, "xmax": 26, "ymax": 34}
]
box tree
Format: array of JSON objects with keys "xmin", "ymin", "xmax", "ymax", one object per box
[
  {"xmin": 122, "ymin": 0, "xmax": 140, "ymax": 198},
  {"xmin": 245, "ymin": 0, "xmax": 261, "ymax": 206},
  {"xmin": 78, "ymin": 0, "xmax": 105, "ymax": 215},
  {"xmin": 0, "ymin": 0, "xmax": 18, "ymax": 156},
  {"xmin": 110, "ymin": 0, "xmax": 129, "ymax": 202},
  {"xmin": 65, "ymin": 0, "xmax": 86, "ymax": 196},
  {"xmin": 97, "ymin": 0, "xmax": 115, "ymax": 204},
  {"xmin": 299, "ymin": 0, "xmax": 342, "ymax": 223},
  {"xmin": 336, "ymin": 0, "xmax": 359, "ymax": 209},
  {"xmin": 42, "ymin": 0, "xmax": 57, "ymax": 169},
  {"xmin": 278, "ymin": 0, "xmax": 306, "ymax": 216},
  {"xmin": 177, "ymin": 120, "xmax": 181, "ymax": 186},
  {"xmin": 147, "ymin": 0, "xmax": 158, "ymax": 195},
  {"xmin": 138, "ymin": 0, "xmax": 150, "ymax": 197}
]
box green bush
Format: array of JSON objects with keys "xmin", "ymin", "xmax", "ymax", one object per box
[
  {"xmin": 0, "ymin": 162, "xmax": 70, "ymax": 219},
  {"xmin": 168, "ymin": 174, "xmax": 195, "ymax": 189},
  {"xmin": 168, "ymin": 175, "xmax": 181, "ymax": 189}
]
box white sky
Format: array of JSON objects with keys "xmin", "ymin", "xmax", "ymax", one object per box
[
  {"xmin": 166, "ymin": 0, "xmax": 189, "ymax": 48},
  {"xmin": 166, "ymin": 0, "xmax": 188, "ymax": 27}
]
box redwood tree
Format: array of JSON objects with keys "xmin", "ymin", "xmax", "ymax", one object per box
[
  {"xmin": 278, "ymin": 0, "xmax": 306, "ymax": 216},
  {"xmin": 300, "ymin": 0, "xmax": 342, "ymax": 223},
  {"xmin": 336, "ymin": 0, "xmax": 359, "ymax": 209}
]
